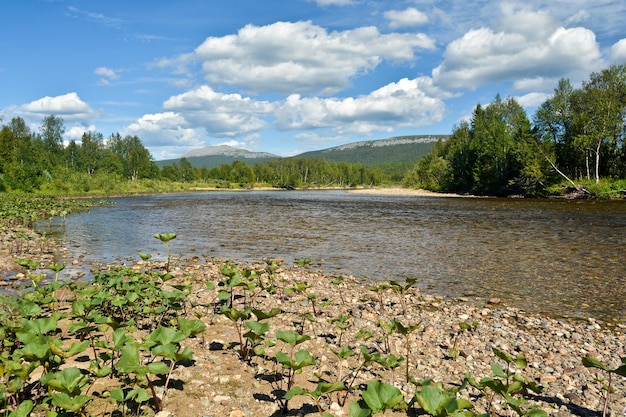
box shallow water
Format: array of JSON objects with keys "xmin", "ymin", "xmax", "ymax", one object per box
[{"xmin": 45, "ymin": 190, "xmax": 626, "ymax": 323}]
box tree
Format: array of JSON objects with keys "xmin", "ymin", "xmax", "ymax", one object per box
[
  {"xmin": 39, "ymin": 115, "xmax": 65, "ymax": 165},
  {"xmin": 78, "ymin": 131, "xmax": 103, "ymax": 175},
  {"xmin": 571, "ymin": 64, "xmax": 626, "ymax": 184}
]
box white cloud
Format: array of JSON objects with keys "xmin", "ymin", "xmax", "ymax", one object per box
[
  {"xmin": 95, "ymin": 66, "xmax": 119, "ymax": 85},
  {"xmin": 565, "ymin": 9, "xmax": 590, "ymax": 26},
  {"xmin": 515, "ymin": 92, "xmax": 550, "ymax": 108},
  {"xmin": 21, "ymin": 92, "xmax": 95, "ymax": 120},
  {"xmin": 275, "ymin": 77, "xmax": 446, "ymax": 134},
  {"xmin": 163, "ymin": 85, "xmax": 274, "ymax": 137},
  {"xmin": 432, "ymin": 5, "xmax": 602, "ymax": 91},
  {"xmin": 124, "ymin": 112, "xmax": 202, "ymax": 150},
  {"xmin": 313, "ymin": 0, "xmax": 354, "ymax": 5},
  {"xmin": 65, "ymin": 124, "xmax": 96, "ymax": 142},
  {"xmin": 384, "ymin": 7, "xmax": 429, "ymax": 29},
  {"xmin": 611, "ymin": 39, "xmax": 626, "ymax": 63},
  {"xmin": 192, "ymin": 21, "xmax": 434, "ymax": 94}
]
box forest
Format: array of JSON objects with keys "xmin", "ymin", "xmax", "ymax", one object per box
[
  {"xmin": 404, "ymin": 64, "xmax": 626, "ymax": 197},
  {"xmin": 1, "ymin": 64, "xmax": 625, "ymax": 196},
  {"xmin": 0, "ymin": 114, "xmax": 384, "ymax": 194}
]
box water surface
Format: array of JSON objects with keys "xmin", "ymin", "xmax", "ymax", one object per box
[{"xmin": 50, "ymin": 191, "xmax": 626, "ymax": 323}]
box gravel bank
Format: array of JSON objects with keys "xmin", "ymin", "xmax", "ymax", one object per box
[{"xmin": 1, "ymin": 225, "xmax": 625, "ymax": 416}]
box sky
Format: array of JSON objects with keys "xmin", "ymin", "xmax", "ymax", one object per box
[{"xmin": 1, "ymin": 1, "xmax": 625, "ymax": 161}]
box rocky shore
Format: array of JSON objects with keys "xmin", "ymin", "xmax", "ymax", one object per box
[{"xmin": 1, "ymin": 222, "xmax": 625, "ymax": 417}]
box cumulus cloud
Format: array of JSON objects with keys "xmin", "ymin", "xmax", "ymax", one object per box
[
  {"xmin": 275, "ymin": 77, "xmax": 446, "ymax": 134},
  {"xmin": 611, "ymin": 39, "xmax": 626, "ymax": 63},
  {"xmin": 515, "ymin": 92, "xmax": 550, "ymax": 107},
  {"xmin": 384, "ymin": 7, "xmax": 429, "ymax": 29},
  {"xmin": 432, "ymin": 5, "xmax": 602, "ymax": 91},
  {"xmin": 192, "ymin": 21, "xmax": 434, "ymax": 95},
  {"xmin": 21, "ymin": 92, "xmax": 95, "ymax": 120},
  {"xmin": 65, "ymin": 124, "xmax": 96, "ymax": 142},
  {"xmin": 95, "ymin": 66, "xmax": 119, "ymax": 85},
  {"xmin": 124, "ymin": 112, "xmax": 202, "ymax": 149},
  {"xmin": 163, "ymin": 85, "xmax": 274, "ymax": 137}
]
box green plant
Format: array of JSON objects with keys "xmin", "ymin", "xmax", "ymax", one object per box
[
  {"xmin": 582, "ymin": 355, "xmax": 626, "ymax": 417},
  {"xmin": 449, "ymin": 320, "xmax": 478, "ymax": 360},
  {"xmin": 286, "ymin": 381, "xmax": 345, "ymax": 416},
  {"xmin": 413, "ymin": 379, "xmax": 474, "ymax": 417},
  {"xmin": 153, "ymin": 232, "xmax": 176, "ymax": 272},
  {"xmin": 330, "ymin": 314, "xmax": 352, "ymax": 346},
  {"xmin": 350, "ymin": 380, "xmax": 407, "ymax": 416},
  {"xmin": 388, "ymin": 278, "xmax": 417, "ymax": 315},
  {"xmin": 392, "ymin": 318, "xmax": 421, "ymax": 382},
  {"xmin": 465, "ymin": 347, "xmax": 545, "ymax": 417}
]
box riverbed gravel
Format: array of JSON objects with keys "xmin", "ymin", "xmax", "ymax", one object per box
[{"xmin": 1, "ymin": 224, "xmax": 625, "ymax": 416}]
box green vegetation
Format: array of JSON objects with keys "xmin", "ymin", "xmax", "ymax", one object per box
[
  {"xmin": 404, "ymin": 64, "xmax": 626, "ymax": 197},
  {"xmin": 0, "ymin": 262, "xmax": 203, "ymax": 416},
  {"xmin": 0, "ymin": 115, "xmax": 390, "ymax": 194}
]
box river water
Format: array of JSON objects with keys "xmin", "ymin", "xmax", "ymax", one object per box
[{"xmin": 50, "ymin": 190, "xmax": 625, "ymax": 324}]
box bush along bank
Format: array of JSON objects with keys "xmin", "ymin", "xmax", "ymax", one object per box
[{"xmin": 1, "ymin": 231, "xmax": 626, "ymax": 416}]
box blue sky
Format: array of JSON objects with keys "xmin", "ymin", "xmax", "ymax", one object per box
[{"xmin": 1, "ymin": 0, "xmax": 625, "ymax": 160}]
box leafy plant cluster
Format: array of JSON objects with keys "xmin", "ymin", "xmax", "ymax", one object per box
[
  {"xmin": 0, "ymin": 234, "xmax": 205, "ymax": 416},
  {"xmin": 0, "ymin": 195, "xmax": 98, "ymax": 229},
  {"xmin": 404, "ymin": 64, "xmax": 626, "ymax": 197},
  {"xmin": 195, "ymin": 258, "xmax": 566, "ymax": 417}
]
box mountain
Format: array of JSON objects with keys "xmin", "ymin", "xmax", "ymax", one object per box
[
  {"xmin": 155, "ymin": 135, "xmax": 447, "ymax": 169},
  {"xmin": 154, "ymin": 145, "xmax": 280, "ymax": 169},
  {"xmin": 295, "ymin": 135, "xmax": 446, "ymax": 166}
]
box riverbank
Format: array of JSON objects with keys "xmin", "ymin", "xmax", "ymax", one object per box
[
  {"xmin": 1, "ymin": 222, "xmax": 625, "ymax": 417},
  {"xmin": 347, "ymin": 187, "xmax": 472, "ymax": 198}
]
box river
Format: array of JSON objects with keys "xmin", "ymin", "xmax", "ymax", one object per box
[{"xmin": 47, "ymin": 190, "xmax": 626, "ymax": 324}]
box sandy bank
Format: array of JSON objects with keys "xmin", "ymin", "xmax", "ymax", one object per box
[{"xmin": 347, "ymin": 187, "xmax": 472, "ymax": 198}]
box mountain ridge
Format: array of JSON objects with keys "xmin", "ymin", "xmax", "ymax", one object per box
[{"xmin": 154, "ymin": 135, "xmax": 447, "ymax": 169}]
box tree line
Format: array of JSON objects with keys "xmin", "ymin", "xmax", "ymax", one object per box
[
  {"xmin": 161, "ymin": 157, "xmax": 385, "ymax": 188},
  {"xmin": 0, "ymin": 115, "xmax": 385, "ymax": 193},
  {"xmin": 404, "ymin": 64, "xmax": 626, "ymax": 196},
  {"xmin": 0, "ymin": 115, "xmax": 160, "ymax": 193}
]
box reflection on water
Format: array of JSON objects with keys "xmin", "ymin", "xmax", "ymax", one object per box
[{"xmin": 48, "ymin": 191, "xmax": 626, "ymax": 323}]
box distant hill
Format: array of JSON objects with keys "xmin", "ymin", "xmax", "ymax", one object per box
[
  {"xmin": 155, "ymin": 145, "xmax": 280, "ymax": 169},
  {"xmin": 295, "ymin": 135, "xmax": 446, "ymax": 166},
  {"xmin": 155, "ymin": 135, "xmax": 447, "ymax": 169}
]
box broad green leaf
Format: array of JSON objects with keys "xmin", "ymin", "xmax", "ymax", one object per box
[
  {"xmin": 251, "ymin": 308, "xmax": 282, "ymax": 321},
  {"xmin": 110, "ymin": 388, "xmax": 125, "ymax": 402},
  {"xmin": 514, "ymin": 354, "xmax": 528, "ymax": 369},
  {"xmin": 154, "ymin": 233, "xmax": 176, "ymax": 242},
  {"xmin": 245, "ymin": 320, "xmax": 269, "ymax": 335},
  {"xmin": 582, "ymin": 356, "xmax": 610, "ymax": 371},
  {"xmin": 285, "ymin": 386, "xmax": 306, "ymax": 400},
  {"xmin": 362, "ymin": 380, "xmax": 405, "ymax": 413},
  {"xmin": 416, "ymin": 384, "xmax": 447, "ymax": 416},
  {"xmin": 145, "ymin": 361, "xmax": 170, "ymax": 375},
  {"xmin": 7, "ymin": 400, "xmax": 33, "ymax": 417},
  {"xmin": 276, "ymin": 330, "xmax": 310, "ymax": 347},
  {"xmin": 147, "ymin": 327, "xmax": 186, "ymax": 346},
  {"xmin": 178, "ymin": 318, "xmax": 206, "ymax": 337},
  {"xmin": 50, "ymin": 392, "xmax": 91, "ymax": 412},
  {"xmin": 176, "ymin": 346, "xmax": 193, "ymax": 362},
  {"xmin": 491, "ymin": 363, "xmax": 506, "ymax": 378},
  {"xmin": 41, "ymin": 367, "xmax": 90, "ymax": 396},
  {"xmin": 349, "ymin": 400, "xmax": 373, "ymax": 417},
  {"xmin": 115, "ymin": 343, "xmax": 141, "ymax": 374},
  {"xmin": 492, "ymin": 347, "xmax": 514, "ymax": 363},
  {"xmin": 152, "ymin": 343, "xmax": 178, "ymax": 361}
]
